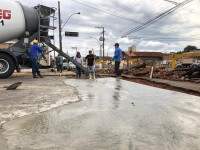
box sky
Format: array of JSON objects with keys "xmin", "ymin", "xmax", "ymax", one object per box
[{"xmin": 17, "ymin": 0, "xmax": 200, "ymax": 57}]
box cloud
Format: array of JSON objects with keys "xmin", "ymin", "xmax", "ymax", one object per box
[{"xmin": 16, "ymin": 0, "xmax": 200, "ymax": 57}]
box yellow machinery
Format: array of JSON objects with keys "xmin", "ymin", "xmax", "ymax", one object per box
[
  {"xmin": 126, "ymin": 58, "xmax": 141, "ymax": 63},
  {"xmin": 170, "ymin": 52, "xmax": 200, "ymax": 69}
]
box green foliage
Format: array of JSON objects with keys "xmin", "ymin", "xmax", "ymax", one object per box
[
  {"xmin": 63, "ymin": 59, "xmax": 68, "ymax": 62},
  {"xmin": 176, "ymin": 51, "xmax": 183, "ymax": 54},
  {"xmin": 183, "ymin": 45, "xmax": 197, "ymax": 53}
]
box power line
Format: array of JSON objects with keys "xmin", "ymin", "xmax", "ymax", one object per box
[
  {"xmin": 122, "ymin": 0, "xmax": 194, "ymax": 36},
  {"xmin": 107, "ymin": 0, "xmax": 195, "ymax": 44},
  {"xmin": 71, "ymin": 0, "xmax": 141, "ymax": 24},
  {"xmin": 124, "ymin": 36, "xmax": 200, "ymax": 41},
  {"xmin": 164, "ymin": 0, "xmax": 200, "ymax": 15}
]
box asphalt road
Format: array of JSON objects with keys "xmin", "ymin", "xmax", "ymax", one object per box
[{"xmin": 1, "ymin": 78, "xmax": 200, "ymax": 150}]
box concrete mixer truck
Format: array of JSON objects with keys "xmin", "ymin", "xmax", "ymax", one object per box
[{"xmin": 0, "ymin": 0, "xmax": 86, "ymax": 78}]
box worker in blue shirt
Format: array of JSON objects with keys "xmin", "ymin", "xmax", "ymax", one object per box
[
  {"xmin": 114, "ymin": 43, "xmax": 122, "ymax": 77},
  {"xmin": 29, "ymin": 39, "xmax": 43, "ymax": 78}
]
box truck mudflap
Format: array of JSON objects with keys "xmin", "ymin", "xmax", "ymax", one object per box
[{"xmin": 44, "ymin": 40, "xmax": 88, "ymax": 73}]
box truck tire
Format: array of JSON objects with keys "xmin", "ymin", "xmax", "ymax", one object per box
[{"xmin": 0, "ymin": 53, "xmax": 15, "ymax": 78}]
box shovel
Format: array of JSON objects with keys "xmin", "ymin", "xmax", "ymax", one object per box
[{"xmin": 4, "ymin": 82, "xmax": 22, "ymax": 90}]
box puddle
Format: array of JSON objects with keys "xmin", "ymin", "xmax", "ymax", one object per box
[{"xmin": 1, "ymin": 78, "xmax": 200, "ymax": 150}]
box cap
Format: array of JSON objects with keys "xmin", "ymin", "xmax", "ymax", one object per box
[{"xmin": 114, "ymin": 43, "xmax": 119, "ymax": 46}]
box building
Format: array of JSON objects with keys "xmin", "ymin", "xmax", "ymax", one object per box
[
  {"xmin": 123, "ymin": 51, "xmax": 164, "ymax": 66},
  {"xmin": 128, "ymin": 45, "xmax": 136, "ymax": 53}
]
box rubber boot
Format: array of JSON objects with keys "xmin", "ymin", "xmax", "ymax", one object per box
[
  {"xmin": 38, "ymin": 74, "xmax": 44, "ymax": 78},
  {"xmin": 93, "ymin": 73, "xmax": 96, "ymax": 80},
  {"xmin": 33, "ymin": 74, "xmax": 39, "ymax": 78},
  {"xmin": 89, "ymin": 74, "xmax": 92, "ymax": 79}
]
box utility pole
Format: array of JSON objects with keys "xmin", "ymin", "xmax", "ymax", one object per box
[
  {"xmin": 102, "ymin": 27, "xmax": 105, "ymax": 59},
  {"xmin": 95, "ymin": 27, "xmax": 105, "ymax": 60},
  {"xmin": 58, "ymin": 1, "xmax": 62, "ymax": 51}
]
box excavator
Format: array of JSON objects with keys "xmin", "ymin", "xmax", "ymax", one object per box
[{"xmin": 0, "ymin": 0, "xmax": 87, "ymax": 78}]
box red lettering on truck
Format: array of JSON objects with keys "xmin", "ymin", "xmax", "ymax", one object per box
[{"xmin": 0, "ymin": 9, "xmax": 11, "ymax": 19}]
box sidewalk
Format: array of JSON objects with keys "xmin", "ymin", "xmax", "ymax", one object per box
[{"xmin": 122, "ymin": 75, "xmax": 200, "ymax": 94}]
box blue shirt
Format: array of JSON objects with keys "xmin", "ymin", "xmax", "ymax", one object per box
[
  {"xmin": 29, "ymin": 44, "xmax": 42, "ymax": 57},
  {"xmin": 114, "ymin": 47, "xmax": 122, "ymax": 62}
]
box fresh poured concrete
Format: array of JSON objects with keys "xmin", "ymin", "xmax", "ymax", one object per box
[{"xmin": 1, "ymin": 78, "xmax": 200, "ymax": 150}]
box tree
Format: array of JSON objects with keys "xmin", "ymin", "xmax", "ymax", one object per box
[
  {"xmin": 183, "ymin": 45, "xmax": 197, "ymax": 53},
  {"xmin": 176, "ymin": 51, "xmax": 183, "ymax": 54}
]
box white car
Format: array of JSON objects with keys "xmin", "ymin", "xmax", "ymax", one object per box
[
  {"xmin": 63, "ymin": 62, "xmax": 76, "ymax": 70},
  {"xmin": 63, "ymin": 62, "xmax": 68, "ymax": 69}
]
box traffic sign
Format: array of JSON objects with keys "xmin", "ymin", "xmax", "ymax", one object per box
[{"xmin": 65, "ymin": 31, "xmax": 79, "ymax": 37}]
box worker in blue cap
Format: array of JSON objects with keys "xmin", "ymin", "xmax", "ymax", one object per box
[{"xmin": 113, "ymin": 43, "xmax": 122, "ymax": 77}]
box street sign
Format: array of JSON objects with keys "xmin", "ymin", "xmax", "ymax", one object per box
[
  {"xmin": 49, "ymin": 35, "xmax": 54, "ymax": 40},
  {"xmin": 65, "ymin": 31, "xmax": 79, "ymax": 37}
]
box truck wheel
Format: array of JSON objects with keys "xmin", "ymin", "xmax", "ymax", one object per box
[{"xmin": 0, "ymin": 54, "xmax": 15, "ymax": 78}]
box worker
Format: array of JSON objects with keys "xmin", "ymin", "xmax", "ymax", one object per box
[
  {"xmin": 113, "ymin": 43, "xmax": 122, "ymax": 77},
  {"xmin": 74, "ymin": 52, "xmax": 83, "ymax": 79},
  {"xmin": 56, "ymin": 54, "xmax": 63, "ymax": 76},
  {"xmin": 29, "ymin": 39, "xmax": 43, "ymax": 78},
  {"xmin": 85, "ymin": 50, "xmax": 95, "ymax": 79}
]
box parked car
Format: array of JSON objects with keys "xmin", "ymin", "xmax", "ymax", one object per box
[
  {"xmin": 176, "ymin": 63, "xmax": 190, "ymax": 69},
  {"xmin": 68, "ymin": 62, "xmax": 76, "ymax": 70},
  {"xmin": 62, "ymin": 62, "xmax": 76, "ymax": 70},
  {"xmin": 176, "ymin": 62, "xmax": 200, "ymax": 69},
  {"xmin": 190, "ymin": 62, "xmax": 200, "ymax": 69},
  {"xmin": 63, "ymin": 62, "xmax": 68, "ymax": 69}
]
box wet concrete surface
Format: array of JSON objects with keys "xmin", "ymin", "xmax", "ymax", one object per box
[
  {"xmin": 1, "ymin": 78, "xmax": 200, "ymax": 150},
  {"xmin": 0, "ymin": 77, "xmax": 79, "ymax": 125}
]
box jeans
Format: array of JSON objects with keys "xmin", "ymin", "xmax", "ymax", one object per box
[
  {"xmin": 30, "ymin": 57, "xmax": 40, "ymax": 76},
  {"xmin": 115, "ymin": 61, "xmax": 121, "ymax": 76},
  {"xmin": 57, "ymin": 64, "xmax": 63, "ymax": 73},
  {"xmin": 88, "ymin": 65, "xmax": 95, "ymax": 73},
  {"xmin": 76, "ymin": 67, "xmax": 82, "ymax": 78}
]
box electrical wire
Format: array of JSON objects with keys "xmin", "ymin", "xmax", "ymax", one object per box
[
  {"xmin": 107, "ymin": 0, "xmax": 195, "ymax": 44},
  {"xmin": 122, "ymin": 0, "xmax": 194, "ymax": 36},
  {"xmin": 71, "ymin": 0, "xmax": 141, "ymax": 24}
]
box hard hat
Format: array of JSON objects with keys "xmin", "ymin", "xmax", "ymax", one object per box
[{"xmin": 33, "ymin": 39, "xmax": 38, "ymax": 44}]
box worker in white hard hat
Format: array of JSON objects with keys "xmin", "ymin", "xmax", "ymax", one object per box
[{"xmin": 29, "ymin": 39, "xmax": 43, "ymax": 78}]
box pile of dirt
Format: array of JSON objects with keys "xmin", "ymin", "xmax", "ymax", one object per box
[{"xmin": 96, "ymin": 65, "xmax": 187, "ymax": 81}]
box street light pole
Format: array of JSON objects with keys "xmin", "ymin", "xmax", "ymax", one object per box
[
  {"xmin": 102, "ymin": 27, "xmax": 105, "ymax": 59},
  {"xmin": 61, "ymin": 12, "xmax": 80, "ymax": 30},
  {"xmin": 58, "ymin": 3, "xmax": 80, "ymax": 52},
  {"xmin": 95, "ymin": 27, "xmax": 105, "ymax": 60}
]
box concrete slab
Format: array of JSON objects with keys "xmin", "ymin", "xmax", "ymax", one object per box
[{"xmin": 1, "ymin": 78, "xmax": 200, "ymax": 150}]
